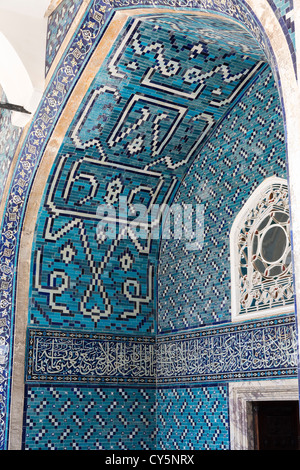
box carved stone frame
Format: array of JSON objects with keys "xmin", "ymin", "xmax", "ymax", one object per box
[{"xmin": 229, "ymin": 378, "xmax": 299, "ymax": 450}]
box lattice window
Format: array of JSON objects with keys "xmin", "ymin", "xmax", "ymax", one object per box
[{"xmin": 230, "ymin": 177, "xmax": 294, "ymax": 321}]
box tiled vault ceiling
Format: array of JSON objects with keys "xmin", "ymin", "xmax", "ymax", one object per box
[{"xmin": 30, "ymin": 13, "xmax": 268, "ymax": 334}]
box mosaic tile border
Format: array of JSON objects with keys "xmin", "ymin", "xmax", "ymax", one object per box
[
  {"xmin": 0, "ymin": 0, "xmax": 296, "ymax": 449},
  {"xmin": 266, "ymin": 0, "xmax": 296, "ymax": 75},
  {"xmin": 0, "ymin": 92, "xmax": 22, "ymax": 204},
  {"xmin": 25, "ymin": 314, "xmax": 297, "ymax": 388},
  {"xmin": 267, "ymin": 0, "xmax": 295, "ymax": 43}
]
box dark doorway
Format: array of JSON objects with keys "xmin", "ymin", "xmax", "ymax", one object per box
[{"xmin": 253, "ymin": 401, "xmax": 300, "ymax": 450}]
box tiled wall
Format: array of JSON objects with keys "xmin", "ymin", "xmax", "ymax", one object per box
[
  {"xmin": 30, "ymin": 14, "xmax": 266, "ymax": 334},
  {"xmin": 23, "ymin": 386, "xmax": 157, "ymax": 450},
  {"xmin": 0, "ymin": 91, "xmax": 22, "ymax": 203},
  {"xmin": 0, "ymin": 0, "xmax": 297, "ymax": 450},
  {"xmin": 154, "ymin": 60, "xmax": 295, "ymax": 450},
  {"xmin": 156, "ymin": 386, "xmax": 229, "ymax": 450},
  {"xmin": 21, "ymin": 14, "xmax": 297, "ymax": 449}
]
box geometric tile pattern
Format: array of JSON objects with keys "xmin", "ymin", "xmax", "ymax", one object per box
[
  {"xmin": 22, "ymin": 384, "xmax": 230, "ymax": 450},
  {"xmin": 0, "ymin": 0, "xmax": 296, "ymax": 451},
  {"xmin": 158, "ymin": 66, "xmax": 289, "ymax": 332},
  {"xmin": 45, "ymin": 0, "xmax": 84, "ymax": 75},
  {"xmin": 22, "ymin": 386, "xmax": 157, "ymax": 450},
  {"xmin": 156, "ymin": 386, "xmax": 229, "ymax": 450},
  {"xmin": 0, "ymin": 91, "xmax": 22, "ymax": 203},
  {"xmin": 267, "ymin": 0, "xmax": 295, "ymax": 40},
  {"xmin": 26, "ymin": 328, "xmax": 156, "ymax": 386},
  {"xmin": 30, "ymin": 13, "xmax": 267, "ymax": 334}
]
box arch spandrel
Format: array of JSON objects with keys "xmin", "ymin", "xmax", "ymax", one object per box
[{"xmin": 2, "ymin": 0, "xmax": 298, "ymax": 451}]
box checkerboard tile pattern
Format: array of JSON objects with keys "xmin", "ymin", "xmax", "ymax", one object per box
[
  {"xmin": 23, "ymin": 386, "xmax": 157, "ymax": 450},
  {"xmin": 0, "ymin": 0, "xmax": 297, "ymax": 450}
]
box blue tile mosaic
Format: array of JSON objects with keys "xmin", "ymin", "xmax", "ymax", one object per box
[
  {"xmin": 265, "ymin": 0, "xmax": 296, "ymax": 75},
  {"xmin": 23, "ymin": 386, "xmax": 157, "ymax": 450},
  {"xmin": 25, "ymin": 314, "xmax": 297, "ymax": 387},
  {"xmin": 21, "ymin": 314, "xmax": 297, "ymax": 449},
  {"xmin": 158, "ymin": 66, "xmax": 288, "ymax": 332},
  {"xmin": 267, "ymin": 0, "xmax": 295, "ymax": 40},
  {"xmin": 156, "ymin": 385, "xmax": 229, "ymax": 450},
  {"xmin": 0, "ymin": 91, "xmax": 22, "ymax": 203},
  {"xmin": 156, "ymin": 315, "xmax": 297, "ymax": 385},
  {"xmin": 30, "ymin": 14, "xmax": 267, "ymax": 334},
  {"xmin": 0, "ymin": 0, "xmax": 297, "ymax": 450},
  {"xmin": 45, "ymin": 0, "xmax": 84, "ymax": 75},
  {"xmin": 26, "ymin": 328, "xmax": 156, "ymax": 386}
]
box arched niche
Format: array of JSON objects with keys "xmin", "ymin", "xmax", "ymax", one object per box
[
  {"xmin": 0, "ymin": 1, "xmax": 49, "ymax": 127},
  {"xmin": 2, "ymin": 1, "xmax": 299, "ymax": 450}
]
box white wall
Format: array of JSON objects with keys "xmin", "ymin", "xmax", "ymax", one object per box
[{"xmin": 0, "ymin": 0, "xmax": 50, "ymax": 126}]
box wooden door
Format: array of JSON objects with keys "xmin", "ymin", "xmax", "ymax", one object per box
[{"xmin": 253, "ymin": 401, "xmax": 300, "ymax": 450}]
